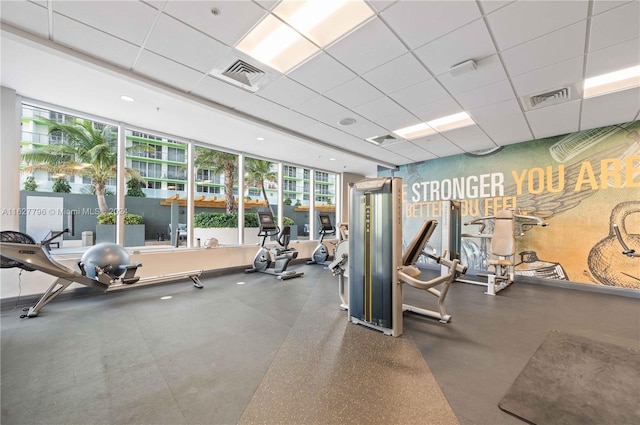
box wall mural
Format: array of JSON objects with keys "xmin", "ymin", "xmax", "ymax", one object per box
[{"xmin": 389, "ymin": 120, "xmax": 640, "ymax": 289}]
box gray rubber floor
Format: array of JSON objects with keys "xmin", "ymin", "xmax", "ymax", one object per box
[{"xmin": 2, "ymin": 264, "xmax": 638, "ymax": 425}]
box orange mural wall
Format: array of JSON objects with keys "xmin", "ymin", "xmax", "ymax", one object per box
[{"xmin": 388, "ymin": 121, "xmax": 640, "ymax": 289}]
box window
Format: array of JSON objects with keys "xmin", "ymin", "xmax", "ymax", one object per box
[
  {"xmin": 197, "ymin": 185, "xmax": 221, "ymax": 194},
  {"xmin": 284, "ymin": 165, "xmax": 297, "ymax": 178},
  {"xmin": 315, "ymin": 171, "xmax": 328, "ymax": 182},
  {"xmin": 168, "ymin": 146, "xmax": 185, "ymax": 162},
  {"xmin": 167, "ymin": 165, "xmax": 186, "ymax": 180}
]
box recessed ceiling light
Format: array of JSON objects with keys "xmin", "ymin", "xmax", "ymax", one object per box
[
  {"xmin": 257, "ymin": 137, "xmax": 265, "ymax": 141},
  {"xmin": 584, "ymin": 65, "xmax": 640, "ymax": 99},
  {"xmin": 160, "ymin": 296, "xmax": 172, "ymax": 300},
  {"xmin": 329, "ymin": 158, "xmax": 336, "ymax": 161},
  {"xmin": 120, "ymin": 95, "xmax": 135, "ymax": 102},
  {"xmin": 338, "ymin": 117, "xmax": 357, "ymax": 126}
]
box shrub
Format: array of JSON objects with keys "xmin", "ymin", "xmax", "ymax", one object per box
[
  {"xmin": 23, "ymin": 176, "xmax": 38, "ymax": 191},
  {"xmin": 52, "ymin": 178, "xmax": 71, "ymax": 193},
  {"xmin": 97, "ymin": 212, "xmax": 144, "ymax": 225},
  {"xmin": 194, "ymin": 212, "xmax": 293, "ymax": 228}
]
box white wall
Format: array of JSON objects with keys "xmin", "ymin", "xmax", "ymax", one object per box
[
  {"xmin": 1, "ymin": 87, "xmax": 21, "ymax": 231},
  {"xmin": 0, "ymin": 240, "xmax": 325, "ymax": 299}
]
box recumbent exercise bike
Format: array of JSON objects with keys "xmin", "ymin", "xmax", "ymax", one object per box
[{"xmin": 245, "ymin": 211, "xmax": 304, "ymax": 280}]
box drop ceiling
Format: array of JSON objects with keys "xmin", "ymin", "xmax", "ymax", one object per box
[{"xmin": 1, "ymin": 0, "xmax": 639, "ymax": 176}]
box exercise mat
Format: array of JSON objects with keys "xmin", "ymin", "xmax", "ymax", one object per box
[{"xmin": 499, "ymin": 330, "xmax": 640, "ymax": 425}]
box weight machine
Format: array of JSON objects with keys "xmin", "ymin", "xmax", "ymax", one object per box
[
  {"xmin": 463, "ymin": 209, "xmax": 547, "ymax": 295},
  {"xmin": 347, "ymin": 177, "xmax": 466, "ymax": 337}
]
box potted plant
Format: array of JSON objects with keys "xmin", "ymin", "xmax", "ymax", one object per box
[{"xmin": 95, "ymin": 212, "xmax": 145, "ymax": 247}]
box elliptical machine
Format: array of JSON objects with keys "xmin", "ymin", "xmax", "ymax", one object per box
[
  {"xmin": 245, "ymin": 211, "xmax": 304, "ymax": 280},
  {"xmin": 306, "ymin": 213, "xmax": 336, "ymax": 266}
]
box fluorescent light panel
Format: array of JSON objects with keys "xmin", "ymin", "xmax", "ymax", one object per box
[
  {"xmin": 236, "ymin": 15, "xmax": 318, "ymax": 73},
  {"xmin": 274, "ymin": 0, "xmax": 374, "ymax": 47},
  {"xmin": 393, "ymin": 122, "xmax": 436, "ymax": 140},
  {"xmin": 428, "ymin": 112, "xmax": 475, "ymax": 132},
  {"xmin": 393, "ymin": 112, "xmax": 475, "ymax": 140},
  {"xmin": 583, "ymin": 65, "xmax": 640, "ymax": 98},
  {"xmin": 237, "ymin": 0, "xmax": 373, "ymax": 73}
]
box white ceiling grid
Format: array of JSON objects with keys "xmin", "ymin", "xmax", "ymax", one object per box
[{"xmin": 1, "ymin": 0, "xmax": 639, "ymax": 176}]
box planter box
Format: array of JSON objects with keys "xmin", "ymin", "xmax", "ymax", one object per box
[
  {"xmin": 194, "ymin": 225, "xmax": 298, "ymax": 246},
  {"xmin": 95, "ymin": 224, "xmax": 146, "ymax": 247}
]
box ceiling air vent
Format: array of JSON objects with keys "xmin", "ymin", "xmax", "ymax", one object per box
[
  {"xmin": 210, "ymin": 53, "xmax": 278, "ymax": 92},
  {"xmin": 365, "ymin": 134, "xmax": 398, "ymax": 145},
  {"xmin": 520, "ymin": 83, "xmax": 581, "ymax": 111},
  {"xmin": 222, "ymin": 60, "xmax": 266, "ymax": 88},
  {"xmin": 530, "ymin": 87, "xmax": 570, "ymax": 107}
]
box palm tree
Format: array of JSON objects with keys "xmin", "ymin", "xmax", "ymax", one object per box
[
  {"xmin": 195, "ymin": 147, "xmax": 238, "ymax": 213},
  {"xmin": 245, "ymin": 158, "xmax": 277, "ymax": 214},
  {"xmin": 21, "ymin": 118, "xmax": 144, "ymax": 213}
]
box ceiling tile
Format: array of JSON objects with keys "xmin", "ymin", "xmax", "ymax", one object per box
[
  {"xmin": 0, "ymin": 0, "xmax": 49, "ymax": 38},
  {"xmin": 500, "ymin": 21, "xmax": 587, "ymax": 77},
  {"xmin": 233, "ymin": 95, "xmax": 290, "ymax": 122},
  {"xmin": 341, "ymin": 120, "xmax": 388, "ymax": 140},
  {"xmin": 145, "ymin": 14, "xmax": 230, "ymax": 74},
  {"xmin": 323, "ymin": 78, "xmax": 384, "ymax": 109},
  {"xmin": 478, "ymin": 1, "xmax": 515, "ymax": 15},
  {"xmin": 414, "ymin": 19, "xmax": 496, "ymax": 77},
  {"xmin": 352, "ymin": 96, "xmax": 408, "ymax": 122},
  {"xmin": 190, "ymin": 76, "xmax": 253, "ymax": 109},
  {"xmin": 386, "ymin": 142, "xmax": 436, "ymax": 164},
  {"xmin": 470, "ymin": 99, "xmax": 533, "ymax": 145},
  {"xmin": 415, "ymin": 135, "xmax": 465, "ymax": 157},
  {"xmin": 581, "ymin": 87, "xmax": 640, "ymax": 130},
  {"xmin": 375, "ymin": 110, "xmax": 421, "ymax": 133},
  {"xmin": 589, "ymin": 1, "xmax": 640, "ymax": 52},
  {"xmin": 585, "ymin": 37, "xmax": 640, "ymax": 78},
  {"xmin": 592, "ymin": 0, "xmax": 633, "ymax": 15},
  {"xmin": 525, "ymin": 100, "xmax": 581, "ymax": 139},
  {"xmin": 436, "ymin": 54, "xmax": 508, "ymax": 95},
  {"xmin": 257, "ymin": 77, "xmax": 317, "ymax": 108},
  {"xmin": 510, "ymin": 56, "xmax": 584, "ymax": 97},
  {"xmin": 389, "ymin": 79, "xmax": 451, "ymax": 111},
  {"xmin": 454, "ymin": 79, "xmax": 515, "ymax": 110},
  {"xmin": 487, "ymin": 1, "xmax": 588, "ymax": 51},
  {"xmin": 134, "ymin": 50, "xmax": 205, "ymax": 92},
  {"xmin": 368, "ymin": 1, "xmax": 398, "ymax": 13},
  {"xmin": 362, "ymin": 53, "xmax": 432, "ymax": 94},
  {"xmin": 52, "ymin": 13, "xmax": 141, "ymax": 70},
  {"xmin": 381, "ymin": 1, "xmax": 481, "ymax": 49},
  {"xmin": 327, "ymin": 18, "xmax": 407, "ymax": 74},
  {"xmin": 163, "ymin": 1, "xmax": 267, "ymax": 47},
  {"xmin": 296, "ymin": 96, "xmax": 348, "ymax": 121},
  {"xmin": 270, "ymin": 109, "xmax": 319, "ymax": 133},
  {"xmin": 52, "ymin": 1, "xmax": 158, "ymax": 45},
  {"xmin": 288, "ymin": 53, "xmax": 356, "ymax": 94},
  {"xmin": 253, "ymin": 0, "xmax": 279, "ymax": 11},
  {"xmin": 411, "ymin": 97, "xmax": 462, "ymax": 122},
  {"xmin": 443, "ymin": 125, "xmax": 497, "ymax": 151}
]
